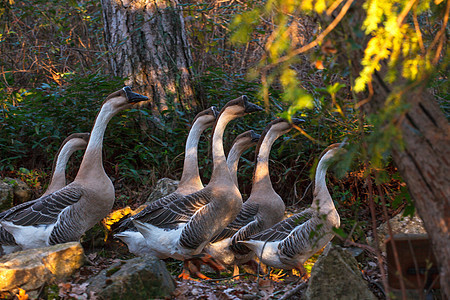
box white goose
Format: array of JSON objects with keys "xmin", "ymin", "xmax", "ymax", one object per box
[
  {"xmin": 0, "ymin": 132, "xmax": 90, "ymax": 254},
  {"xmin": 238, "ymin": 143, "xmax": 345, "ymax": 273},
  {"xmin": 43, "ymin": 133, "xmax": 90, "ymax": 197},
  {"xmin": 0, "ymin": 87, "xmax": 148, "ymax": 250},
  {"xmin": 205, "ymin": 118, "xmax": 303, "ymax": 272},
  {"xmin": 131, "ymin": 96, "xmax": 262, "ymax": 267},
  {"xmin": 114, "ymin": 106, "xmax": 219, "ymax": 255}
]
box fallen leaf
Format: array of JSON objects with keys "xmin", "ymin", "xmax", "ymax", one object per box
[{"xmin": 16, "ymin": 288, "xmax": 28, "ymax": 300}]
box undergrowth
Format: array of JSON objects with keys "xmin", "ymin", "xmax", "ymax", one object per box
[{"xmin": 0, "ymin": 0, "xmax": 409, "ymax": 245}]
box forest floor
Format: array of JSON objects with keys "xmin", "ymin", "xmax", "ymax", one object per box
[{"xmin": 43, "ymin": 233, "xmax": 386, "ymax": 300}]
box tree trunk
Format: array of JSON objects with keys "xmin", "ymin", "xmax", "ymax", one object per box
[
  {"xmin": 100, "ymin": 0, "xmax": 198, "ymax": 113},
  {"xmin": 327, "ymin": 1, "xmax": 450, "ymax": 296}
]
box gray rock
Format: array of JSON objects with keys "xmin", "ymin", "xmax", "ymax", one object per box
[
  {"xmin": 368, "ymin": 210, "xmax": 426, "ymax": 252},
  {"xmin": 304, "ymin": 244, "xmax": 377, "ymax": 300},
  {"xmin": 145, "ymin": 178, "xmax": 179, "ymax": 205},
  {"xmin": 2, "ymin": 177, "xmax": 32, "ymax": 204},
  {"xmin": 0, "ymin": 181, "xmax": 14, "ymax": 211},
  {"xmin": 87, "ymin": 255, "xmax": 176, "ymax": 299},
  {"xmin": 0, "ymin": 242, "xmax": 85, "ymax": 292}
]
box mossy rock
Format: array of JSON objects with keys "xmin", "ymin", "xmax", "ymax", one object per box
[{"xmin": 87, "ymin": 255, "xmax": 175, "ymax": 299}]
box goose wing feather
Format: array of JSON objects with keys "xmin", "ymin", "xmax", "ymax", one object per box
[
  {"xmin": 116, "ymin": 192, "xmax": 183, "ymax": 232},
  {"xmin": 247, "ymin": 208, "xmax": 314, "ymax": 243},
  {"xmin": 2, "ymin": 186, "xmax": 82, "ymax": 226},
  {"xmin": 132, "ymin": 190, "xmax": 211, "ymax": 227},
  {"xmin": 210, "ymin": 202, "xmax": 259, "ymax": 243},
  {"xmin": 277, "ymin": 211, "xmax": 322, "ymax": 260},
  {"xmin": 230, "ymin": 215, "xmax": 265, "ymax": 254}
]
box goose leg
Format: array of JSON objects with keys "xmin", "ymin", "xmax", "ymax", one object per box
[
  {"xmin": 186, "ymin": 259, "xmax": 212, "ymax": 280},
  {"xmin": 295, "ymin": 263, "xmax": 309, "ymax": 279},
  {"xmin": 178, "ymin": 261, "xmax": 200, "ymax": 281},
  {"xmin": 193, "ymin": 253, "xmax": 225, "ymax": 272},
  {"xmin": 232, "ymin": 264, "xmax": 240, "ymax": 279}
]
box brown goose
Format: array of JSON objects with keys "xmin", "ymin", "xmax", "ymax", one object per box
[
  {"xmin": 0, "ymin": 87, "xmax": 148, "ymax": 250},
  {"xmin": 227, "ymin": 130, "xmax": 261, "ymax": 189},
  {"xmin": 43, "ymin": 133, "xmax": 90, "ymax": 197},
  {"xmin": 114, "ymin": 106, "xmax": 219, "ymax": 255},
  {"xmin": 238, "ymin": 143, "xmax": 345, "ymax": 273},
  {"xmin": 0, "ymin": 132, "xmax": 89, "ymax": 254},
  {"xmin": 186, "ymin": 129, "xmax": 261, "ymax": 278},
  {"xmin": 204, "ymin": 118, "xmax": 303, "ymax": 272},
  {"xmin": 131, "ymin": 96, "xmax": 262, "ymax": 266}
]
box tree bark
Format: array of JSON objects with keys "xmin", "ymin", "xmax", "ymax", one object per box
[
  {"xmin": 327, "ymin": 1, "xmax": 449, "ymax": 296},
  {"xmin": 100, "ymin": 0, "xmax": 198, "ymax": 113}
]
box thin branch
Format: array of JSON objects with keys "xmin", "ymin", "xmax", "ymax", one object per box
[
  {"xmin": 376, "ymin": 182, "xmax": 407, "ymax": 300},
  {"xmin": 326, "ymin": 0, "xmax": 345, "ymax": 16},
  {"xmin": 262, "ymin": 0, "xmax": 355, "ymax": 72},
  {"xmin": 413, "ymin": 10, "xmax": 425, "ymax": 54},
  {"xmin": 430, "ymin": 0, "xmax": 450, "ymax": 64},
  {"xmin": 366, "ymin": 168, "xmax": 390, "ymax": 297},
  {"xmin": 279, "ymin": 281, "xmax": 307, "ymax": 300},
  {"xmin": 292, "ymin": 124, "xmax": 326, "ymax": 146},
  {"xmin": 397, "ymin": 0, "xmax": 418, "ymax": 26}
]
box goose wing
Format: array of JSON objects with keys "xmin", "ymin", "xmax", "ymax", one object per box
[
  {"xmin": 1, "ymin": 185, "xmax": 82, "ymax": 226},
  {"xmin": 0, "ymin": 199, "xmax": 40, "ymax": 220},
  {"xmin": 132, "ymin": 190, "xmax": 211, "ymax": 227},
  {"xmin": 230, "ymin": 214, "xmax": 265, "ymax": 254},
  {"xmin": 278, "ymin": 211, "xmax": 326, "ymax": 260},
  {"xmin": 246, "ymin": 208, "xmax": 314, "ymax": 243},
  {"xmin": 116, "ymin": 192, "xmax": 183, "ymax": 232},
  {"xmin": 210, "ymin": 202, "xmax": 259, "ymax": 243}
]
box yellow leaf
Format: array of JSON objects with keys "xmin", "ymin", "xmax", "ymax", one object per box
[{"xmin": 16, "ymin": 288, "xmax": 28, "ymax": 300}]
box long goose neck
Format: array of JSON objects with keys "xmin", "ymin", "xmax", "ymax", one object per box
[
  {"xmin": 251, "ymin": 129, "xmax": 278, "ymax": 191},
  {"xmin": 227, "ymin": 144, "xmax": 244, "ymax": 188},
  {"xmin": 75, "ymin": 105, "xmax": 114, "ymax": 180},
  {"xmin": 210, "ymin": 113, "xmax": 234, "ymax": 182},
  {"xmin": 45, "ymin": 143, "xmax": 75, "ymax": 194},
  {"xmin": 311, "ymin": 153, "xmax": 335, "ymax": 213},
  {"xmin": 178, "ymin": 121, "xmax": 205, "ymax": 190}
]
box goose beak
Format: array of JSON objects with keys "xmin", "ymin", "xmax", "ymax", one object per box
[
  {"xmin": 211, "ymin": 106, "xmax": 220, "ymax": 119},
  {"xmin": 243, "ymin": 96, "xmax": 263, "ymax": 113},
  {"xmin": 123, "ymin": 86, "xmax": 149, "ymax": 103},
  {"xmin": 291, "ymin": 118, "xmax": 305, "ymax": 126},
  {"xmin": 250, "ymin": 130, "xmax": 261, "ymax": 142}
]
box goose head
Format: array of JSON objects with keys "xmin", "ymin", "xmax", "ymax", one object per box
[
  {"xmin": 101, "ymin": 86, "xmax": 149, "ymax": 113},
  {"xmin": 63, "ymin": 133, "xmax": 90, "ymax": 151},
  {"xmin": 192, "ymin": 106, "xmax": 220, "ymax": 129},
  {"xmin": 318, "ymin": 142, "xmax": 347, "ymax": 167},
  {"xmin": 218, "ymin": 95, "xmax": 263, "ymax": 119},
  {"xmin": 231, "ymin": 130, "xmax": 261, "ymax": 151},
  {"xmin": 265, "ymin": 117, "xmax": 305, "ymax": 136}
]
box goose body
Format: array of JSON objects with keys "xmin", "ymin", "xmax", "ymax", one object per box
[
  {"xmin": 0, "ymin": 132, "xmax": 89, "ymax": 254},
  {"xmin": 238, "ymin": 143, "xmax": 345, "ymax": 270},
  {"xmin": 114, "ymin": 106, "xmax": 219, "ymax": 255},
  {"xmin": 0, "ymin": 87, "xmax": 148, "ymax": 251},
  {"xmin": 132, "ymin": 96, "xmax": 262, "ymax": 260},
  {"xmin": 205, "ymin": 118, "xmax": 303, "ymax": 266}
]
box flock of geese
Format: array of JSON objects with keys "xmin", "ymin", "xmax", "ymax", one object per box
[{"xmin": 0, "ymin": 87, "xmax": 345, "ymax": 280}]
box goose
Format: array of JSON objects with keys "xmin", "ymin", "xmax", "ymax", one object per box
[
  {"xmin": 204, "ymin": 118, "xmax": 303, "ymax": 274},
  {"xmin": 186, "ymin": 129, "xmax": 261, "ymax": 277},
  {"xmin": 227, "ymin": 130, "xmax": 261, "ymax": 189},
  {"xmin": 43, "ymin": 132, "xmax": 90, "ymax": 197},
  {"xmin": 237, "ymin": 143, "xmax": 346, "ymax": 273},
  {"xmin": 0, "ymin": 87, "xmax": 148, "ymax": 250},
  {"xmin": 131, "ymin": 96, "xmax": 262, "ymax": 272},
  {"xmin": 114, "ymin": 106, "xmax": 219, "ymax": 255},
  {"xmin": 0, "ymin": 132, "xmax": 90, "ymax": 254}
]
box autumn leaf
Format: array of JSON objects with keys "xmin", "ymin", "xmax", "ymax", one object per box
[{"xmin": 16, "ymin": 288, "xmax": 28, "ymax": 300}]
